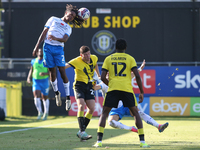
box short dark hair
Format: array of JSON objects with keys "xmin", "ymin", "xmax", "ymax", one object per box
[
  {"xmin": 80, "ymin": 46, "xmax": 90, "ymax": 54},
  {"xmin": 115, "ymin": 39, "xmax": 127, "ymax": 51},
  {"xmin": 65, "ymin": 4, "xmax": 85, "ymax": 27}
]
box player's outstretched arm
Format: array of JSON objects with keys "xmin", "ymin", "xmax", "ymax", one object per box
[
  {"xmin": 131, "ymin": 59, "xmax": 146, "ymax": 79},
  {"xmin": 93, "ymin": 84, "xmax": 101, "ymax": 91},
  {"xmin": 65, "ymin": 63, "xmax": 72, "ymax": 69},
  {"xmin": 32, "ymin": 27, "xmax": 49, "ymax": 56},
  {"xmin": 27, "ymin": 66, "xmax": 33, "ymax": 84},
  {"xmin": 132, "ymin": 67, "xmax": 144, "ymax": 103},
  {"xmin": 139, "ymin": 59, "xmax": 145, "ymax": 71}
]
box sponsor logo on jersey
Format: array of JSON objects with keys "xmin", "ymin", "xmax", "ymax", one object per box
[{"xmin": 91, "ymin": 30, "xmax": 116, "ymax": 56}]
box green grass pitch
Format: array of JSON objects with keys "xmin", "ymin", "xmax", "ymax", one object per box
[{"xmin": 0, "ymin": 116, "xmax": 200, "ymax": 150}]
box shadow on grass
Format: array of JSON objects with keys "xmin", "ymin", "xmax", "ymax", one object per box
[
  {"xmin": 122, "ymin": 116, "xmax": 200, "ymax": 121},
  {"xmin": 0, "ymin": 127, "xmax": 134, "ymax": 149},
  {"xmin": 0, "ymin": 124, "xmax": 200, "ymax": 150},
  {"xmin": 0, "ymin": 116, "xmax": 67, "ymax": 125},
  {"xmin": 0, "ymin": 127, "xmax": 200, "ymax": 150}
]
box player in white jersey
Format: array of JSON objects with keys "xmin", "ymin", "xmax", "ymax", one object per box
[
  {"xmin": 32, "ymin": 4, "xmax": 85, "ymax": 110},
  {"xmin": 93, "ymin": 60, "xmax": 169, "ymax": 133}
]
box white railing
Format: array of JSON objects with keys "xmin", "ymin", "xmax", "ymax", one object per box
[
  {"xmin": 0, "ymin": 58, "xmax": 199, "ymax": 69},
  {"xmin": 0, "ymin": 58, "xmax": 33, "ymax": 69}
]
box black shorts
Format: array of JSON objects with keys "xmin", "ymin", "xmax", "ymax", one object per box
[
  {"xmin": 73, "ymin": 81, "xmax": 95, "ymax": 100},
  {"xmin": 104, "ymin": 90, "xmax": 137, "ymax": 108}
]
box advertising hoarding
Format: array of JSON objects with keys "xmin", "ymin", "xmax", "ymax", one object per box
[{"xmin": 57, "ymin": 66, "xmax": 199, "ymax": 116}]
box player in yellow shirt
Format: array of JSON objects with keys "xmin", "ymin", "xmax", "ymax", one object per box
[
  {"xmin": 65, "ymin": 45, "xmax": 100, "ymax": 141},
  {"xmin": 93, "ymin": 39, "xmax": 150, "ymax": 148}
]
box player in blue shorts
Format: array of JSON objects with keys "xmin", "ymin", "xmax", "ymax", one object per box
[
  {"xmin": 108, "ymin": 100, "xmax": 169, "ymax": 133},
  {"xmin": 93, "ymin": 60, "xmax": 169, "ymax": 133},
  {"xmin": 27, "ymin": 48, "xmax": 50, "ymax": 120},
  {"xmin": 32, "ymin": 4, "xmax": 85, "ymax": 110}
]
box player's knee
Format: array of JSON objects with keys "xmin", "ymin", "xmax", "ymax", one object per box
[
  {"xmin": 88, "ymin": 108, "xmax": 95, "ymax": 114},
  {"xmin": 78, "ymin": 104, "xmax": 84, "ymax": 110},
  {"xmin": 108, "ymin": 120, "xmax": 116, "ymax": 128},
  {"xmin": 138, "ymin": 110, "xmax": 145, "ymax": 117}
]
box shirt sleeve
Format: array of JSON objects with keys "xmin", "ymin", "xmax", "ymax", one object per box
[
  {"xmin": 65, "ymin": 26, "xmax": 72, "ymax": 37},
  {"xmin": 68, "ymin": 57, "xmax": 78, "ymax": 68},
  {"xmin": 102, "ymin": 56, "xmax": 109, "ymax": 71},
  {"xmin": 91, "ymin": 55, "xmax": 98, "ymax": 66},
  {"xmin": 31, "ymin": 59, "xmax": 35, "ymax": 66},
  {"xmin": 131, "ymin": 57, "xmax": 137, "ymax": 68},
  {"xmin": 45, "ymin": 16, "xmax": 54, "ymax": 28}
]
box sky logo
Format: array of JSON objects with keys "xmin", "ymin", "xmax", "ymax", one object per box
[{"xmin": 174, "ymin": 70, "xmax": 200, "ymax": 93}]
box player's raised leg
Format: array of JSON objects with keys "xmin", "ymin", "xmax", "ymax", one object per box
[
  {"xmin": 49, "ymin": 67, "xmax": 62, "ymax": 107},
  {"xmin": 108, "ymin": 109, "xmax": 138, "ymax": 133},
  {"xmin": 58, "ymin": 66, "xmax": 71, "ymax": 110},
  {"xmin": 158, "ymin": 122, "xmax": 169, "ymax": 133},
  {"xmin": 138, "ymin": 110, "xmax": 169, "ymax": 132}
]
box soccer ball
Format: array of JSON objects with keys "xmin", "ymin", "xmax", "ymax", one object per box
[{"xmin": 78, "ymin": 7, "xmax": 90, "ymax": 21}]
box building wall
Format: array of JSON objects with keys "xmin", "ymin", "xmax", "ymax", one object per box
[{"xmin": 2, "ymin": 2, "xmax": 200, "ymax": 62}]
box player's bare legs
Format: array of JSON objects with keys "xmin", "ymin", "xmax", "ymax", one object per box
[
  {"xmin": 76, "ymin": 98, "xmax": 86, "ymax": 132},
  {"xmin": 99, "ymin": 106, "xmax": 112, "ymax": 127},
  {"xmin": 128, "ymin": 106, "xmax": 150, "ymax": 148},
  {"xmin": 76, "ymin": 98, "xmax": 92, "ymax": 141},
  {"xmin": 49, "ymin": 67, "xmax": 62, "ymax": 106},
  {"xmin": 85, "ymin": 100, "xmax": 95, "ymax": 118},
  {"xmin": 58, "ymin": 66, "xmax": 69, "ymax": 83},
  {"xmin": 129, "ymin": 106, "xmax": 143, "ymax": 129},
  {"xmin": 93, "ymin": 106, "xmax": 112, "ymax": 147},
  {"xmin": 108, "ymin": 114, "xmax": 119, "ymax": 123},
  {"xmin": 77, "ymin": 99, "xmax": 95, "ymax": 139},
  {"xmin": 56, "ymin": 66, "xmax": 71, "ymax": 109},
  {"xmin": 49, "ymin": 67, "xmax": 57, "ymax": 82},
  {"xmin": 108, "ymin": 115, "xmax": 138, "ymax": 132}
]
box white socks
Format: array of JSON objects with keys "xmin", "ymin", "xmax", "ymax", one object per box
[
  {"xmin": 138, "ymin": 110, "xmax": 159, "ymax": 128},
  {"xmin": 34, "ymin": 98, "xmax": 50, "ymax": 115},
  {"xmin": 63, "ymin": 81, "xmax": 70, "ymax": 96},
  {"xmin": 34, "ymin": 98, "xmax": 43, "ymax": 114},
  {"xmin": 42, "ymin": 99, "xmax": 49, "ymax": 115},
  {"xmin": 50, "ymin": 78, "xmax": 58, "ymax": 92},
  {"xmin": 108, "ymin": 120, "xmax": 132, "ymax": 131},
  {"xmin": 51, "ymin": 79, "xmax": 70, "ymax": 97}
]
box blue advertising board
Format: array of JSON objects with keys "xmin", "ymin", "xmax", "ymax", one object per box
[
  {"xmin": 144, "ymin": 66, "xmax": 200, "ymax": 97},
  {"xmin": 57, "ymin": 66, "xmax": 200, "ymax": 97}
]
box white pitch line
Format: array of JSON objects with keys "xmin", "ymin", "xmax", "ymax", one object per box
[{"xmin": 0, "ymin": 121, "xmax": 77, "ymax": 135}]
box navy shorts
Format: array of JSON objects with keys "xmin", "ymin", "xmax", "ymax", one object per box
[
  {"xmin": 104, "ymin": 90, "xmax": 137, "ymax": 108},
  {"xmin": 73, "ymin": 81, "xmax": 95, "ymax": 100}
]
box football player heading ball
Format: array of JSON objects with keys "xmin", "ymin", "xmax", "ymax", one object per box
[{"xmin": 78, "ymin": 7, "xmax": 90, "ymax": 21}]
